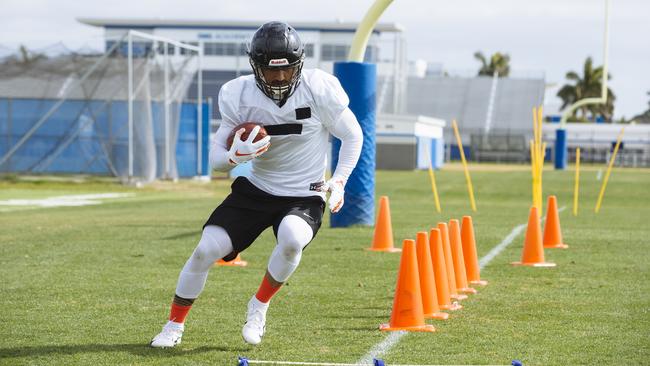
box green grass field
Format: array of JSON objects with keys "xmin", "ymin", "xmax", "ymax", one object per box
[{"xmin": 1, "ymin": 164, "xmax": 649, "ymax": 365}]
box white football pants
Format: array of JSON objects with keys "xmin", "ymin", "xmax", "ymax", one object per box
[{"xmin": 175, "ymin": 215, "xmax": 313, "ymax": 299}]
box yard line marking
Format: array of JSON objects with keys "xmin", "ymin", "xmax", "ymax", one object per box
[
  {"xmin": 244, "ymin": 359, "xmax": 508, "ymax": 366},
  {"xmin": 356, "ymin": 206, "xmax": 566, "ymax": 364},
  {"xmin": 477, "ymin": 224, "xmax": 526, "ymax": 268},
  {"xmin": 479, "ymin": 206, "xmax": 566, "ymax": 269},
  {"xmin": 243, "ymin": 360, "xmax": 359, "ymax": 365},
  {"xmin": 356, "ymin": 331, "xmax": 406, "ymax": 365},
  {"xmin": 0, "ymin": 193, "xmax": 134, "ymax": 209}
]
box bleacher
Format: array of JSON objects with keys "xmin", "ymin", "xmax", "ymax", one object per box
[{"xmin": 470, "ymin": 133, "xmax": 528, "ymax": 163}]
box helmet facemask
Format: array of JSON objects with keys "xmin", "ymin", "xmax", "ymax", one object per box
[{"xmin": 250, "ymin": 57, "xmax": 304, "ymax": 106}]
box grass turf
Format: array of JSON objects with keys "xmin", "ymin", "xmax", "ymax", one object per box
[{"xmin": 0, "ymin": 164, "xmax": 648, "ymax": 365}]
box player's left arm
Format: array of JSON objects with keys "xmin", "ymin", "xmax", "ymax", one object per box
[{"xmin": 324, "ymin": 108, "xmax": 363, "ymax": 213}]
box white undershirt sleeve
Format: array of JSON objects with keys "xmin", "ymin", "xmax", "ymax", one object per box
[
  {"xmin": 327, "ymin": 108, "xmax": 363, "ymax": 185},
  {"xmin": 209, "ymin": 126, "xmax": 234, "ymax": 172}
]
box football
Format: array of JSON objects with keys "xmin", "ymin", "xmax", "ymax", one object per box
[{"xmin": 226, "ymin": 122, "xmax": 268, "ymax": 149}]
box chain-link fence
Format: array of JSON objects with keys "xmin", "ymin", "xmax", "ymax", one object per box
[{"xmin": 0, "ymin": 32, "xmax": 204, "ymax": 183}]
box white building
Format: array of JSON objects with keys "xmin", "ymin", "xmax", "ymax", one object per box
[{"xmin": 77, "ymin": 18, "xmax": 406, "ymax": 120}]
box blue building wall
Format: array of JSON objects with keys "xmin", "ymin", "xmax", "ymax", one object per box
[{"xmin": 0, "ymin": 98, "xmax": 209, "ymax": 177}]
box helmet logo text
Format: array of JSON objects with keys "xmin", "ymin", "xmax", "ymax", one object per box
[{"xmin": 268, "ymin": 58, "xmax": 289, "ymax": 66}]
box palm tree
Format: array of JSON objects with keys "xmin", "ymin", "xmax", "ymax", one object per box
[
  {"xmin": 630, "ymin": 90, "xmax": 650, "ymax": 124},
  {"xmin": 557, "ymin": 57, "xmax": 615, "ymax": 122},
  {"xmin": 1, "ymin": 44, "xmax": 47, "ymax": 70},
  {"xmin": 17, "ymin": 45, "xmax": 47, "ymax": 64},
  {"xmin": 474, "ymin": 51, "xmax": 510, "ymax": 77}
]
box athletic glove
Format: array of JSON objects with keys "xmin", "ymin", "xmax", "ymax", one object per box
[
  {"xmin": 323, "ymin": 178, "xmax": 345, "ymax": 213},
  {"xmin": 227, "ymin": 126, "xmax": 271, "ymax": 165}
]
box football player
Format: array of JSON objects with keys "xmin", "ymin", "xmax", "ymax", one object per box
[{"xmin": 151, "ymin": 21, "xmax": 363, "ymax": 347}]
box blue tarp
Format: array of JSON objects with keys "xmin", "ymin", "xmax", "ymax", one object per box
[{"xmin": 0, "ymin": 98, "xmax": 209, "ymax": 177}]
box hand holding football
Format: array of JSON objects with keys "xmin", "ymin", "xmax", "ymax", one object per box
[{"xmin": 227, "ymin": 122, "xmax": 268, "ymax": 149}]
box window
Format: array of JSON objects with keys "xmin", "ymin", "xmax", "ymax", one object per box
[
  {"xmin": 239, "ymin": 43, "xmax": 248, "ymax": 56},
  {"xmin": 334, "ymin": 45, "xmax": 348, "ymax": 60},
  {"xmin": 320, "ymin": 44, "xmax": 377, "ymax": 62},
  {"xmin": 156, "ymin": 42, "xmax": 175, "ymax": 55},
  {"xmin": 304, "ymin": 43, "xmax": 314, "ymax": 58},
  {"xmin": 321, "ymin": 44, "xmax": 349, "ymax": 61},
  {"xmin": 203, "ymin": 42, "xmax": 240, "ymax": 56},
  {"xmin": 364, "ymin": 45, "xmax": 376, "ymax": 62},
  {"xmin": 224, "ymin": 43, "xmax": 236, "ymax": 56},
  {"xmin": 180, "ymin": 42, "xmax": 198, "ymax": 55}
]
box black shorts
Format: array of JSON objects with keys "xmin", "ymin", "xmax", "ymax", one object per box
[{"xmin": 204, "ymin": 177, "xmax": 325, "ymax": 260}]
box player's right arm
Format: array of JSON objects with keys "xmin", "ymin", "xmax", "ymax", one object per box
[
  {"xmin": 209, "ymin": 125, "xmax": 235, "ymax": 172},
  {"xmin": 210, "ymin": 80, "xmax": 269, "ymax": 171},
  {"xmin": 210, "ymin": 80, "xmax": 240, "ymax": 171}
]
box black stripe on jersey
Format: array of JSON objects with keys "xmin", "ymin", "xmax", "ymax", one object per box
[
  {"xmin": 265, "ymin": 124, "xmax": 303, "ymax": 136},
  {"xmin": 295, "ymin": 107, "xmax": 311, "ymax": 120}
]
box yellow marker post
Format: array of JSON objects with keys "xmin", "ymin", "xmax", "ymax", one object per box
[
  {"xmin": 595, "ymin": 126, "xmax": 626, "ymax": 213},
  {"xmin": 537, "ymin": 108, "xmax": 544, "ymax": 211},
  {"xmin": 573, "ymin": 148, "xmax": 581, "ymax": 216},
  {"xmin": 428, "ymin": 161, "xmax": 442, "ymax": 213},
  {"xmin": 530, "ymin": 106, "xmax": 545, "ymax": 212},
  {"xmin": 537, "ymin": 141, "xmax": 546, "ymax": 213},
  {"xmin": 533, "ymin": 107, "xmax": 539, "ymax": 153},
  {"xmin": 529, "ymin": 139, "xmax": 538, "ymax": 208},
  {"xmin": 452, "ymin": 120, "xmax": 477, "ymax": 212}
]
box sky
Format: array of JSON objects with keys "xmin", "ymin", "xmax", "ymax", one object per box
[{"xmin": 1, "ymin": 0, "xmax": 648, "ymax": 119}]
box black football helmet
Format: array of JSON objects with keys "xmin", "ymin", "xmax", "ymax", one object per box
[{"xmin": 248, "ymin": 21, "xmax": 305, "ymax": 106}]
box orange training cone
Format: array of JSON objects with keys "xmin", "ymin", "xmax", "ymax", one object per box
[
  {"xmin": 461, "ymin": 216, "xmax": 488, "ymax": 286},
  {"xmin": 543, "ymin": 195, "xmax": 568, "ymax": 249},
  {"xmin": 367, "ymin": 196, "xmax": 401, "ymax": 252},
  {"xmin": 449, "ymin": 219, "xmax": 477, "ymax": 294},
  {"xmin": 415, "ymin": 232, "xmax": 449, "ymax": 320},
  {"xmin": 429, "ymin": 228, "xmax": 462, "ymax": 311},
  {"xmin": 380, "ymin": 239, "xmax": 436, "ymax": 332},
  {"xmin": 215, "ymin": 254, "xmax": 248, "ymax": 267},
  {"xmin": 438, "ymin": 222, "xmax": 468, "ymax": 301},
  {"xmin": 512, "ymin": 207, "xmax": 556, "ymax": 267}
]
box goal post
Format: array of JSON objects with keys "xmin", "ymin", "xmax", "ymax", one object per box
[
  {"xmin": 126, "ymin": 30, "xmax": 203, "ymax": 182},
  {"xmin": 331, "ymin": 0, "xmax": 394, "ymax": 227}
]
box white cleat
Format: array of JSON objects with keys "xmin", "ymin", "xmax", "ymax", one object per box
[
  {"xmin": 150, "ymin": 321, "xmax": 184, "ymax": 348},
  {"xmin": 242, "ymin": 297, "xmax": 269, "ymax": 345}
]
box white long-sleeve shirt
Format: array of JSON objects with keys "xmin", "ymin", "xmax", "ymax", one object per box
[{"xmin": 210, "ymin": 69, "xmax": 363, "ymax": 200}]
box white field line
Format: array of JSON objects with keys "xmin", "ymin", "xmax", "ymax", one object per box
[
  {"xmin": 355, "ymin": 207, "xmax": 566, "ymax": 365},
  {"xmin": 356, "ymin": 331, "xmax": 407, "ymax": 365},
  {"xmin": 479, "ymin": 206, "xmax": 565, "ymax": 268},
  {"xmin": 0, "ymin": 193, "xmax": 134, "ymax": 210},
  {"xmin": 245, "ymin": 359, "xmax": 507, "ymax": 366}
]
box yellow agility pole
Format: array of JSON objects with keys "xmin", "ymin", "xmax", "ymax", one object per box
[
  {"xmin": 595, "ymin": 126, "xmax": 626, "ymax": 213},
  {"xmin": 533, "ymin": 107, "xmax": 539, "ymax": 152},
  {"xmin": 530, "ymin": 139, "xmax": 538, "ymax": 208},
  {"xmin": 536, "ymin": 107, "xmax": 545, "ymax": 213},
  {"xmin": 530, "ymin": 106, "xmax": 545, "ymax": 212},
  {"xmin": 428, "ymin": 159, "xmax": 442, "ymax": 213},
  {"xmin": 537, "ymin": 142, "xmax": 546, "ymax": 212},
  {"xmin": 573, "ymin": 148, "xmax": 581, "ymax": 216},
  {"xmin": 452, "ymin": 119, "xmax": 477, "ymax": 212}
]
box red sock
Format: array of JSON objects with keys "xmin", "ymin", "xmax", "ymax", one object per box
[
  {"xmin": 169, "ymin": 303, "xmax": 192, "ymax": 323},
  {"xmin": 255, "ymin": 275, "xmax": 282, "ymax": 303}
]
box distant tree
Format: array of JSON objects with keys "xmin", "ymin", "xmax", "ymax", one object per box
[
  {"xmin": 557, "ymin": 56, "xmax": 615, "ymax": 122},
  {"xmin": 18, "ymin": 45, "xmax": 46, "ymax": 63},
  {"xmin": 473, "ymin": 51, "xmax": 510, "ymax": 77},
  {"xmin": 630, "ymin": 90, "xmax": 650, "ymax": 124}
]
